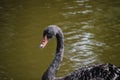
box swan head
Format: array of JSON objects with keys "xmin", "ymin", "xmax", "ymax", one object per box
[{"xmin": 40, "ymin": 25, "xmax": 61, "ymax": 48}]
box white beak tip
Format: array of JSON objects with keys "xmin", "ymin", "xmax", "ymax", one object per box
[{"xmin": 40, "ymin": 44, "xmax": 44, "ymax": 48}]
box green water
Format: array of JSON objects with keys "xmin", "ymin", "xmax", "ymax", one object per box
[{"xmin": 0, "ymin": 0, "xmax": 120, "ymax": 80}]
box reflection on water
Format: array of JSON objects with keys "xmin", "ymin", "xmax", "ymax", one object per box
[{"xmin": 0, "ymin": 0, "xmax": 120, "ymax": 80}]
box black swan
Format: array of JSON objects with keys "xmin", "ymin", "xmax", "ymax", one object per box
[{"xmin": 40, "ymin": 25, "xmax": 120, "ymax": 80}]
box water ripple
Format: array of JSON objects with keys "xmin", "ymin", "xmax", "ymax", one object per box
[
  {"xmin": 64, "ymin": 29, "xmax": 106, "ymax": 67},
  {"xmin": 0, "ymin": 66, "xmax": 14, "ymax": 80}
]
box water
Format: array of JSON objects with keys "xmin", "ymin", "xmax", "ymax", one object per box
[{"xmin": 0, "ymin": 0, "xmax": 120, "ymax": 80}]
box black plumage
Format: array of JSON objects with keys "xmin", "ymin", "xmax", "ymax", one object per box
[{"xmin": 40, "ymin": 25, "xmax": 120, "ymax": 80}]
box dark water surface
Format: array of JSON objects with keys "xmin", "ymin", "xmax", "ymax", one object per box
[{"xmin": 0, "ymin": 0, "xmax": 120, "ymax": 80}]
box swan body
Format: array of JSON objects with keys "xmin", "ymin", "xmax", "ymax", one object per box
[{"xmin": 40, "ymin": 25, "xmax": 120, "ymax": 80}]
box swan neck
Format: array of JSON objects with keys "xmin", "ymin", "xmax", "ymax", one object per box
[
  {"xmin": 42, "ymin": 31, "xmax": 64, "ymax": 80},
  {"xmin": 56, "ymin": 33, "xmax": 64, "ymax": 53}
]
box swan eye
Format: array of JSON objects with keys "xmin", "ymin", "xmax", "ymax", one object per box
[
  {"xmin": 46, "ymin": 31, "xmax": 53, "ymax": 39},
  {"xmin": 43, "ymin": 28, "xmax": 54, "ymax": 39},
  {"xmin": 47, "ymin": 34, "xmax": 52, "ymax": 39}
]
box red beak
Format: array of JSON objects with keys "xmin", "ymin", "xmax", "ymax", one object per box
[{"xmin": 40, "ymin": 36, "xmax": 48, "ymax": 48}]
